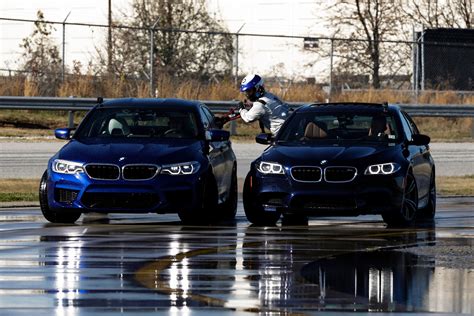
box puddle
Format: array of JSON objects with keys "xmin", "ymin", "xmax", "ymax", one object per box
[{"xmin": 301, "ymin": 250, "xmax": 473, "ymax": 313}]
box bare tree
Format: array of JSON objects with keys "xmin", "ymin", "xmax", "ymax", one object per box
[
  {"xmin": 99, "ymin": 0, "xmax": 233, "ymax": 81},
  {"xmin": 18, "ymin": 10, "xmax": 62, "ymax": 95},
  {"xmin": 403, "ymin": 0, "xmax": 472, "ymax": 29},
  {"xmin": 314, "ymin": 0, "xmax": 410, "ymax": 89}
]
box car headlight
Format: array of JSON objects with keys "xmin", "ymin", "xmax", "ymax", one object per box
[
  {"xmin": 161, "ymin": 161, "xmax": 200, "ymax": 175},
  {"xmin": 364, "ymin": 162, "xmax": 400, "ymax": 175},
  {"xmin": 257, "ymin": 161, "xmax": 285, "ymax": 175},
  {"xmin": 52, "ymin": 159, "xmax": 84, "ymax": 174}
]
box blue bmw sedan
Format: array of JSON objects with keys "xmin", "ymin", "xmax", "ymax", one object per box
[
  {"xmin": 243, "ymin": 102, "xmax": 435, "ymax": 226},
  {"xmin": 40, "ymin": 98, "xmax": 237, "ymax": 224}
]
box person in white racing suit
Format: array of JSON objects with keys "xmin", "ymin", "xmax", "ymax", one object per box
[{"xmin": 238, "ymin": 74, "xmax": 289, "ymax": 136}]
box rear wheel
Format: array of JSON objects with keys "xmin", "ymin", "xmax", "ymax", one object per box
[
  {"xmin": 417, "ymin": 172, "xmax": 436, "ymax": 220},
  {"xmin": 39, "ymin": 171, "xmax": 81, "ymax": 224},
  {"xmin": 382, "ymin": 173, "xmax": 418, "ymax": 227},
  {"xmin": 178, "ymin": 172, "xmax": 218, "ymax": 224},
  {"xmin": 243, "ymin": 173, "xmax": 280, "ymax": 225}
]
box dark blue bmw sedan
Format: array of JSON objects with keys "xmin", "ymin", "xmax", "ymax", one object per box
[
  {"xmin": 40, "ymin": 98, "xmax": 237, "ymax": 224},
  {"xmin": 244, "ymin": 103, "xmax": 435, "ymax": 226}
]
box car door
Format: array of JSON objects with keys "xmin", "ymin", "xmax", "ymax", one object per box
[
  {"xmin": 199, "ymin": 106, "xmax": 228, "ymax": 199},
  {"xmin": 400, "ymin": 111, "xmax": 431, "ymax": 200}
]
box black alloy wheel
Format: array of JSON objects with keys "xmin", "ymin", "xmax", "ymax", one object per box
[
  {"xmin": 178, "ymin": 172, "xmax": 218, "ymax": 224},
  {"xmin": 417, "ymin": 172, "xmax": 436, "ymax": 220},
  {"xmin": 217, "ymin": 166, "xmax": 238, "ymax": 220},
  {"xmin": 243, "ymin": 172, "xmax": 281, "ymax": 225},
  {"xmin": 382, "ymin": 173, "xmax": 418, "ymax": 226},
  {"xmin": 39, "ymin": 171, "xmax": 81, "ymax": 224}
]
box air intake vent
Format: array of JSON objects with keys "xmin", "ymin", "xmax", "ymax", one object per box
[
  {"xmin": 81, "ymin": 192, "xmax": 159, "ymax": 209},
  {"xmin": 85, "ymin": 164, "xmax": 120, "ymax": 180},
  {"xmin": 290, "ymin": 166, "xmax": 322, "ymax": 182},
  {"xmin": 55, "ymin": 188, "xmax": 79, "ymax": 204}
]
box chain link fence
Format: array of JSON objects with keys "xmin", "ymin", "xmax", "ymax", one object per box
[{"xmin": 1, "ymin": 17, "xmax": 473, "ymax": 101}]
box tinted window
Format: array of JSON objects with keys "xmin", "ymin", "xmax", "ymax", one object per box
[
  {"xmin": 199, "ymin": 106, "xmax": 213, "ymax": 129},
  {"xmin": 75, "ymin": 108, "xmax": 199, "ymax": 139},
  {"xmin": 399, "ymin": 111, "xmax": 414, "ymax": 141},
  {"xmin": 278, "ymin": 111, "xmax": 399, "ymax": 143},
  {"xmin": 402, "ymin": 111, "xmax": 420, "ymax": 135}
]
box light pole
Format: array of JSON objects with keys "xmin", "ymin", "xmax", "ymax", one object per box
[
  {"xmin": 62, "ymin": 11, "xmax": 71, "ymax": 83},
  {"xmin": 149, "ymin": 18, "xmax": 160, "ymax": 97},
  {"xmin": 234, "ymin": 23, "xmax": 245, "ymax": 87},
  {"xmin": 108, "ymin": 0, "xmax": 112, "ymax": 74}
]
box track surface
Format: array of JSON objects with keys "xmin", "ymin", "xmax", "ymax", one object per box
[{"xmin": 0, "ymin": 198, "xmax": 473, "ymax": 315}]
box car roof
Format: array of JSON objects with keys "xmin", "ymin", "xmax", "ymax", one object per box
[
  {"xmin": 96, "ymin": 98, "xmax": 202, "ymax": 110},
  {"xmin": 297, "ymin": 102, "xmax": 400, "ymax": 114}
]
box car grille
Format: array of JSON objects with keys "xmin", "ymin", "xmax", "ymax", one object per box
[
  {"xmin": 85, "ymin": 164, "xmax": 120, "ymax": 180},
  {"xmin": 123, "ymin": 165, "xmax": 159, "ymax": 180},
  {"xmin": 324, "ymin": 167, "xmax": 357, "ymax": 182},
  {"xmin": 291, "ymin": 166, "xmax": 322, "ymax": 182},
  {"xmin": 81, "ymin": 192, "xmax": 159, "ymax": 209}
]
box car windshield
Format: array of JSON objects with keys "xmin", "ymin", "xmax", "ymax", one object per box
[
  {"xmin": 74, "ymin": 107, "xmax": 199, "ymax": 139},
  {"xmin": 277, "ymin": 111, "xmax": 399, "ymax": 144}
]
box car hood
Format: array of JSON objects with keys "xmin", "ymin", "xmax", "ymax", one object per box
[
  {"xmin": 261, "ymin": 143, "xmax": 400, "ymax": 166},
  {"xmin": 55, "ymin": 139, "xmax": 203, "ymax": 165}
]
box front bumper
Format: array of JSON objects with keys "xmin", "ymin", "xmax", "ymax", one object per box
[
  {"xmin": 248, "ymin": 169, "xmax": 405, "ymax": 216},
  {"xmin": 47, "ymin": 169, "xmax": 206, "ymax": 214}
]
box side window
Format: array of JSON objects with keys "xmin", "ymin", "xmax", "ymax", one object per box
[
  {"xmin": 199, "ymin": 107, "xmax": 211, "ymax": 130},
  {"xmin": 202, "ymin": 106, "xmax": 216, "ymax": 128},
  {"xmin": 399, "ymin": 111, "xmax": 414, "ymax": 141},
  {"xmin": 403, "ymin": 112, "xmax": 420, "ymax": 135}
]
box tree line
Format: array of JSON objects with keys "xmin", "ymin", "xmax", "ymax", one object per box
[{"xmin": 15, "ymin": 0, "xmax": 473, "ymax": 95}]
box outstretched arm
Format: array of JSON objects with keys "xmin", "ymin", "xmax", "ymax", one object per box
[{"xmin": 240, "ymin": 102, "xmax": 266, "ymax": 123}]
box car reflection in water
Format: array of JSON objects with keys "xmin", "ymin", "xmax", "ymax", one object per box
[{"xmin": 32, "ymin": 223, "xmax": 473, "ymax": 315}]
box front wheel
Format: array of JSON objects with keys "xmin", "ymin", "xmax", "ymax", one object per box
[
  {"xmin": 178, "ymin": 172, "xmax": 218, "ymax": 224},
  {"xmin": 417, "ymin": 172, "xmax": 436, "ymax": 220},
  {"xmin": 382, "ymin": 173, "xmax": 418, "ymax": 227},
  {"xmin": 243, "ymin": 173, "xmax": 280, "ymax": 225},
  {"xmin": 39, "ymin": 171, "xmax": 81, "ymax": 224},
  {"xmin": 217, "ymin": 166, "xmax": 237, "ymax": 221}
]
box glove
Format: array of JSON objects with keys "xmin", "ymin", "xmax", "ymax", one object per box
[{"xmin": 237, "ymin": 101, "xmax": 246, "ymax": 113}]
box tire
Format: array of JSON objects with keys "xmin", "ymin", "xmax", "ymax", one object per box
[
  {"xmin": 39, "ymin": 171, "xmax": 81, "ymax": 224},
  {"xmin": 178, "ymin": 172, "xmax": 218, "ymax": 224},
  {"xmin": 243, "ymin": 172, "xmax": 280, "ymax": 225},
  {"xmin": 217, "ymin": 166, "xmax": 237, "ymax": 221},
  {"xmin": 417, "ymin": 172, "xmax": 436, "ymax": 220},
  {"xmin": 382, "ymin": 173, "xmax": 418, "ymax": 227}
]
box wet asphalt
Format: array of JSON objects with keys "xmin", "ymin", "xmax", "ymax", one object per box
[{"xmin": 0, "ymin": 198, "xmax": 473, "ymax": 315}]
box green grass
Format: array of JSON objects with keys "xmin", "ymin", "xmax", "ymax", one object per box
[
  {"xmin": 0, "ymin": 192, "xmax": 38, "ymax": 202},
  {"xmin": 437, "ymin": 175, "xmax": 474, "ymax": 196}
]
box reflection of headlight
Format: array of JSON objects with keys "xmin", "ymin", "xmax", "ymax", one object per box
[
  {"xmin": 161, "ymin": 161, "xmax": 200, "ymax": 175},
  {"xmin": 257, "ymin": 161, "xmax": 284, "ymax": 174},
  {"xmin": 365, "ymin": 162, "xmax": 400, "ymax": 175},
  {"xmin": 52, "ymin": 159, "xmax": 84, "ymax": 174}
]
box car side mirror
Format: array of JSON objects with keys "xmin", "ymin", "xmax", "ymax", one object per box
[
  {"xmin": 256, "ymin": 133, "xmax": 273, "ymax": 145},
  {"xmin": 410, "ymin": 134, "xmax": 430, "ymax": 146},
  {"xmin": 206, "ymin": 129, "xmax": 230, "ymax": 141},
  {"xmin": 55, "ymin": 128, "xmax": 73, "ymax": 140}
]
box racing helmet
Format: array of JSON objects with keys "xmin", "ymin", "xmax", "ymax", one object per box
[{"xmin": 240, "ymin": 74, "xmax": 265, "ymax": 100}]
